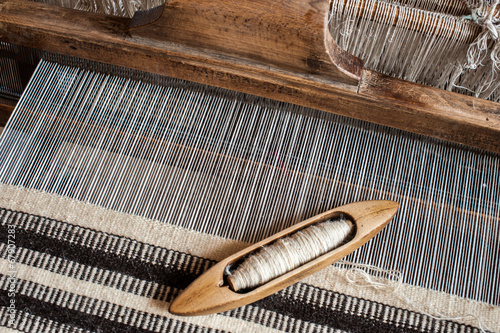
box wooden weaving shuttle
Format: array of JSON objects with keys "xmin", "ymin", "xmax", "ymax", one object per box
[{"xmin": 169, "ymin": 200, "xmax": 398, "ymax": 316}]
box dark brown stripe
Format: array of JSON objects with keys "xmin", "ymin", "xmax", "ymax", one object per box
[
  {"xmin": 0, "ymin": 208, "xmax": 213, "ymax": 293},
  {"xmin": 0, "ymin": 276, "xmax": 223, "ymax": 333}
]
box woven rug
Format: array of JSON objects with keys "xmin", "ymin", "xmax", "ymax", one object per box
[{"xmin": 1, "ymin": 184, "xmax": 498, "ymax": 332}]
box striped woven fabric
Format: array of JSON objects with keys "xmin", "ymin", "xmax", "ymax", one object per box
[{"xmin": 1, "ymin": 184, "xmax": 498, "ymax": 332}]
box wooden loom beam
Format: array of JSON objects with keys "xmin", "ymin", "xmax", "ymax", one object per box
[
  {"xmin": 0, "ymin": 0, "xmax": 499, "ymax": 153},
  {"xmin": 0, "ymin": 97, "xmax": 15, "ymax": 126}
]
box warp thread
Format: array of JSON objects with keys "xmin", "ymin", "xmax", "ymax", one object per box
[
  {"xmin": 337, "ymin": 260, "xmax": 491, "ymax": 333},
  {"xmin": 330, "ymin": 0, "xmax": 499, "ymax": 101},
  {"xmin": 265, "ymin": 151, "xmax": 289, "ymax": 176},
  {"xmin": 32, "ymin": 0, "xmax": 165, "ymax": 17}
]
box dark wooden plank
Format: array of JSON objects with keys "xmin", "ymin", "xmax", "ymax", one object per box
[
  {"xmin": 358, "ymin": 70, "xmax": 500, "ymax": 153},
  {"xmin": 0, "ymin": 97, "xmax": 16, "ymax": 126},
  {"xmin": 131, "ymin": 0, "xmax": 363, "ymax": 84}
]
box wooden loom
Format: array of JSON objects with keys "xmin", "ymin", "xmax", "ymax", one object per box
[
  {"xmin": 0, "ymin": 0, "xmax": 499, "ymax": 154},
  {"xmin": 0, "ymin": 0, "xmax": 500, "ymax": 316}
]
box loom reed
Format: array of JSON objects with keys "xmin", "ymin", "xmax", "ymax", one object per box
[{"xmin": 330, "ymin": 0, "xmax": 499, "ymax": 101}]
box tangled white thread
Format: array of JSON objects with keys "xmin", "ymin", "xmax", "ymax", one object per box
[
  {"xmin": 455, "ymin": 0, "xmax": 500, "ymax": 97},
  {"xmin": 338, "ymin": 260, "xmax": 492, "ymax": 333}
]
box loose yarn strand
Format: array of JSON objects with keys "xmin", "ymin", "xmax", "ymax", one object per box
[{"xmin": 338, "ymin": 261, "xmax": 492, "ymax": 333}]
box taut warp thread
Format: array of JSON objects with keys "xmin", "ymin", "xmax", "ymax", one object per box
[
  {"xmin": 1, "ymin": 59, "xmax": 498, "ymax": 305},
  {"xmin": 227, "ymin": 217, "xmax": 354, "ymax": 292}
]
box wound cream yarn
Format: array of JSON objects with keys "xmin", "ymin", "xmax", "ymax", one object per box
[{"xmin": 228, "ymin": 217, "xmax": 354, "ymax": 292}]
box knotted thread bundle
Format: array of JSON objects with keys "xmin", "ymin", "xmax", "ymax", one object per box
[
  {"xmin": 227, "ymin": 217, "xmax": 354, "ymax": 292},
  {"xmin": 451, "ymin": 0, "xmax": 500, "ymax": 98}
]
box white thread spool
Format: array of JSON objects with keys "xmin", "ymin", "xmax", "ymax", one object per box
[{"xmin": 227, "ymin": 217, "xmax": 354, "ymax": 292}]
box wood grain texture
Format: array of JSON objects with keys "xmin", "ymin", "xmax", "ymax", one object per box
[
  {"xmin": 169, "ymin": 200, "xmax": 399, "ymax": 316},
  {"xmin": 131, "ymin": 0, "xmax": 363, "ymax": 85},
  {"xmin": 0, "ymin": 98, "xmax": 15, "ymax": 126},
  {"xmin": 0, "ymin": 0, "xmax": 499, "ymax": 153},
  {"xmin": 359, "ymin": 70, "xmax": 500, "ymax": 151}
]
